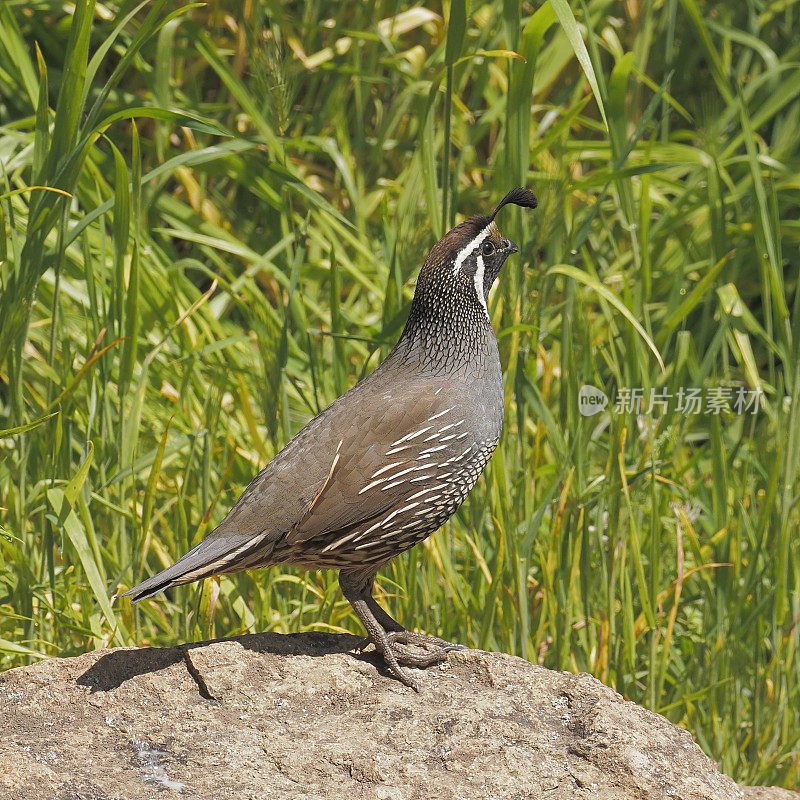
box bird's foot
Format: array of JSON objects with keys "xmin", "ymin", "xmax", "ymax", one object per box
[
  {"xmin": 385, "ymin": 630, "xmax": 467, "ymax": 653},
  {"xmin": 352, "ymin": 628, "xmax": 465, "ymax": 691},
  {"xmin": 340, "ymin": 571, "xmax": 464, "ymax": 691}
]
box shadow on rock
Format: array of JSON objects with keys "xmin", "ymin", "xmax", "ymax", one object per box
[
  {"xmin": 76, "ymin": 646, "xmax": 184, "ymax": 692},
  {"xmin": 76, "ymin": 631, "xmax": 364, "ymax": 693}
]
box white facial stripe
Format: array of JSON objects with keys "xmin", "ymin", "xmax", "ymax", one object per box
[
  {"xmin": 452, "ymin": 225, "xmax": 491, "ymax": 275},
  {"xmin": 474, "ymin": 254, "xmax": 490, "ymax": 319}
]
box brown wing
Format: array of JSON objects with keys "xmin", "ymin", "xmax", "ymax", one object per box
[
  {"xmin": 284, "ymin": 377, "xmax": 467, "ymax": 545},
  {"xmin": 209, "ymin": 370, "xmax": 465, "ymax": 551}
]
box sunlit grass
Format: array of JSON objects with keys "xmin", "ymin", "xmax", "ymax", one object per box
[{"xmin": 1, "ymin": 0, "xmax": 799, "ymax": 787}]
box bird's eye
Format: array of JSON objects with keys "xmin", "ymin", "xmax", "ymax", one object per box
[{"xmin": 481, "ymin": 240, "xmax": 495, "ymax": 256}]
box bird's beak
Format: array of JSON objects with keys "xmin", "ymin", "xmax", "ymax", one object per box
[{"xmin": 505, "ymin": 239, "xmax": 519, "ymax": 254}]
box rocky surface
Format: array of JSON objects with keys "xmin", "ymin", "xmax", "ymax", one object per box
[{"xmin": 0, "ymin": 631, "xmax": 796, "ymax": 800}]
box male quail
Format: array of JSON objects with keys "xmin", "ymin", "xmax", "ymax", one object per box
[{"xmin": 123, "ymin": 188, "xmax": 538, "ymax": 689}]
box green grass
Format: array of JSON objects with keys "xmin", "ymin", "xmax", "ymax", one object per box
[{"xmin": 1, "ymin": 0, "xmax": 799, "ymax": 788}]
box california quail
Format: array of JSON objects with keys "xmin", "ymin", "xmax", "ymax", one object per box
[{"xmin": 122, "ymin": 188, "xmax": 538, "ymax": 689}]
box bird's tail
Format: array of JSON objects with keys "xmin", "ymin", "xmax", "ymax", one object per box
[{"xmin": 120, "ymin": 529, "xmax": 274, "ymax": 603}]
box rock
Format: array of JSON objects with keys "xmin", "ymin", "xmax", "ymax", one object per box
[{"xmin": 0, "ymin": 632, "xmax": 795, "ymax": 800}]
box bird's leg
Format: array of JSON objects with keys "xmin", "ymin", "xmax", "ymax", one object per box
[
  {"xmin": 365, "ymin": 593, "xmax": 466, "ymax": 653},
  {"xmin": 345, "ymin": 579, "xmax": 403, "ymax": 652},
  {"xmin": 339, "ymin": 568, "xmax": 457, "ymax": 691},
  {"xmin": 354, "ymin": 598, "xmax": 464, "ymax": 657},
  {"xmin": 364, "ymin": 594, "xmax": 405, "ymax": 632}
]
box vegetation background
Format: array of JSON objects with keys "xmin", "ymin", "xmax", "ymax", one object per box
[{"xmin": 1, "ymin": 0, "xmax": 798, "ymax": 787}]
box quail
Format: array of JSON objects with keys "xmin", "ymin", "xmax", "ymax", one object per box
[{"xmin": 123, "ymin": 188, "xmax": 538, "ymax": 689}]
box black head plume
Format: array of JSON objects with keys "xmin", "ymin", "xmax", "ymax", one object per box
[{"xmin": 488, "ymin": 188, "xmax": 538, "ymax": 222}]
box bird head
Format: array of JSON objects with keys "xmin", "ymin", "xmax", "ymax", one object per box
[{"xmin": 414, "ymin": 188, "xmax": 538, "ymax": 322}]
